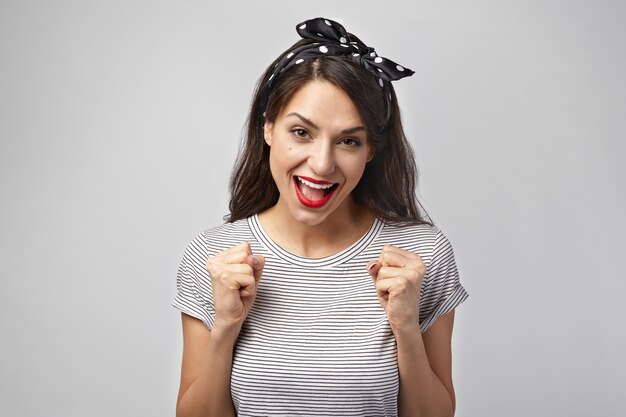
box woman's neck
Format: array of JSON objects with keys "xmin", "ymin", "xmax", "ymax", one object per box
[{"xmin": 257, "ymin": 200, "xmax": 375, "ymax": 258}]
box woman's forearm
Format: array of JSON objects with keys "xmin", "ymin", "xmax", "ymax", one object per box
[
  {"xmin": 395, "ymin": 326, "xmax": 455, "ymax": 417},
  {"xmin": 176, "ymin": 326, "xmax": 239, "ymax": 417}
]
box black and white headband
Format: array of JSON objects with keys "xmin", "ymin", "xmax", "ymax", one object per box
[{"xmin": 260, "ymin": 17, "xmax": 415, "ymax": 112}]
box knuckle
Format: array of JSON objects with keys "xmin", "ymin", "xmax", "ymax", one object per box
[
  {"xmin": 400, "ymin": 269, "xmax": 420, "ymax": 287},
  {"xmin": 217, "ymin": 271, "xmax": 230, "ymax": 283},
  {"xmin": 235, "ymin": 249, "xmax": 250, "ymax": 262},
  {"xmin": 211, "ymin": 270, "xmax": 227, "ymax": 285},
  {"xmin": 407, "ymin": 268, "xmax": 422, "ymax": 282}
]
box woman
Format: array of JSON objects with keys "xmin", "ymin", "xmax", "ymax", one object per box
[{"xmin": 173, "ymin": 17, "xmax": 468, "ymax": 417}]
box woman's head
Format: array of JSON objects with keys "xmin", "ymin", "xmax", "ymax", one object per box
[
  {"xmin": 227, "ymin": 19, "xmax": 428, "ymax": 225},
  {"xmin": 262, "ymin": 77, "xmax": 374, "ymax": 227}
]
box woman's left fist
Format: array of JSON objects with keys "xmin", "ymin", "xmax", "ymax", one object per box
[{"xmin": 367, "ymin": 245, "xmax": 426, "ymax": 332}]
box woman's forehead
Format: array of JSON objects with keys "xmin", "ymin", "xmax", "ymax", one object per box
[{"xmin": 277, "ymin": 81, "xmax": 364, "ymax": 127}]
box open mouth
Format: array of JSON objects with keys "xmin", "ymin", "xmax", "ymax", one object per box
[{"xmin": 293, "ymin": 176, "xmax": 338, "ymax": 208}]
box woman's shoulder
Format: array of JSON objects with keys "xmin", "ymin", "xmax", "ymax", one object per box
[
  {"xmin": 199, "ymin": 216, "xmax": 251, "ymax": 238},
  {"xmin": 186, "ymin": 216, "xmax": 255, "ymax": 256},
  {"xmin": 376, "ymin": 220, "xmax": 455, "ymax": 261},
  {"xmin": 378, "ymin": 219, "xmax": 444, "ymax": 241}
]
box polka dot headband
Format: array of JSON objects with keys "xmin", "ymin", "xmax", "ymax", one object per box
[{"xmin": 260, "ymin": 17, "xmax": 415, "ymax": 112}]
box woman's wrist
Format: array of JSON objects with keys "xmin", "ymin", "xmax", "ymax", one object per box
[
  {"xmin": 210, "ymin": 321, "xmax": 242, "ymax": 346},
  {"xmin": 390, "ymin": 320, "xmax": 422, "ymax": 340}
]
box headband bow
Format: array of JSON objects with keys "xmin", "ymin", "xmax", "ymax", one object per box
[{"xmin": 261, "ymin": 17, "xmax": 414, "ymax": 109}]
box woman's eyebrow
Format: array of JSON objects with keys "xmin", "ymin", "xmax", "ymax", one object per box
[
  {"xmin": 286, "ymin": 112, "xmax": 319, "ymax": 129},
  {"xmin": 286, "ymin": 112, "xmax": 365, "ymax": 134},
  {"xmin": 341, "ymin": 126, "xmax": 366, "ymax": 134}
]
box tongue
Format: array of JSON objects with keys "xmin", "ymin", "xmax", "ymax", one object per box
[{"xmin": 300, "ymin": 182, "xmax": 327, "ymax": 201}]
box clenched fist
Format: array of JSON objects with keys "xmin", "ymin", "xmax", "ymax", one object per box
[
  {"xmin": 205, "ymin": 242, "xmax": 265, "ymax": 333},
  {"xmin": 367, "ymin": 245, "xmax": 426, "ymax": 332}
]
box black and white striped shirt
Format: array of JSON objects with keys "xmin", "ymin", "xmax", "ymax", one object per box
[{"xmin": 173, "ymin": 215, "xmax": 468, "ymax": 416}]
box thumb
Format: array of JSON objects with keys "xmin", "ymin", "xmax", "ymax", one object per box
[
  {"xmin": 247, "ymin": 254, "xmax": 265, "ymax": 282},
  {"xmin": 366, "ymin": 260, "xmax": 381, "ymax": 280}
]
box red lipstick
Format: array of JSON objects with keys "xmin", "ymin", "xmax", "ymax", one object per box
[{"xmin": 293, "ymin": 176, "xmax": 337, "ymax": 208}]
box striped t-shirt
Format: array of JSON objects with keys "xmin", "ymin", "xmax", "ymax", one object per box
[{"xmin": 173, "ymin": 215, "xmax": 468, "ymax": 417}]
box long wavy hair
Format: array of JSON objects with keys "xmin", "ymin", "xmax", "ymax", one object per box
[{"xmin": 227, "ymin": 39, "xmax": 429, "ymax": 225}]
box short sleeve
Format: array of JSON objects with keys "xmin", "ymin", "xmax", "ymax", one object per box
[
  {"xmin": 418, "ymin": 230, "xmax": 468, "ymax": 332},
  {"xmin": 171, "ymin": 233, "xmax": 215, "ymax": 329}
]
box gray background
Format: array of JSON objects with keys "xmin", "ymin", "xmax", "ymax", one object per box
[{"xmin": 1, "ymin": 1, "xmax": 625, "ymax": 416}]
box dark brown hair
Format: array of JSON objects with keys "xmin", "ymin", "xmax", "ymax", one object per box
[{"xmin": 227, "ymin": 39, "xmax": 430, "ymax": 225}]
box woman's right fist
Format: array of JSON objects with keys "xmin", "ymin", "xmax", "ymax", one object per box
[{"xmin": 205, "ymin": 242, "xmax": 265, "ymax": 332}]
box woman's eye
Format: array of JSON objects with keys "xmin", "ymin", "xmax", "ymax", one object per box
[
  {"xmin": 291, "ymin": 128, "xmax": 309, "ymax": 138},
  {"xmin": 339, "ymin": 137, "xmax": 360, "ymax": 147}
]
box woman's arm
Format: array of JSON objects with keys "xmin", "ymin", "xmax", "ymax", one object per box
[
  {"xmin": 368, "ymin": 245, "xmax": 458, "ymax": 417},
  {"xmin": 176, "ymin": 242, "xmax": 265, "ymax": 417},
  {"xmin": 396, "ymin": 311, "xmax": 456, "ymax": 417},
  {"xmin": 176, "ymin": 314, "xmax": 238, "ymax": 417}
]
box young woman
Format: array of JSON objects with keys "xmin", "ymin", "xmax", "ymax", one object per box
[{"xmin": 173, "ymin": 17, "xmax": 468, "ymax": 417}]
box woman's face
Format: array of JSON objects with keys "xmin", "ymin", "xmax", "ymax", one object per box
[{"xmin": 264, "ymin": 80, "xmax": 374, "ymax": 227}]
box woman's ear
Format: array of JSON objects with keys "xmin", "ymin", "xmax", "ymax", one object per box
[
  {"xmin": 263, "ymin": 121, "xmax": 273, "ymax": 146},
  {"xmin": 367, "ymin": 148, "xmax": 375, "ymax": 162}
]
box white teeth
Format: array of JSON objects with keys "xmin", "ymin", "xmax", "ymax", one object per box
[{"xmin": 297, "ymin": 177, "xmax": 334, "ymax": 190}]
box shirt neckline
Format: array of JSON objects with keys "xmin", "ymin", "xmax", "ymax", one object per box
[{"xmin": 248, "ymin": 214, "xmax": 384, "ymax": 267}]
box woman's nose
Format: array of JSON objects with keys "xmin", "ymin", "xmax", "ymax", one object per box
[{"xmin": 307, "ymin": 141, "xmax": 335, "ymax": 176}]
